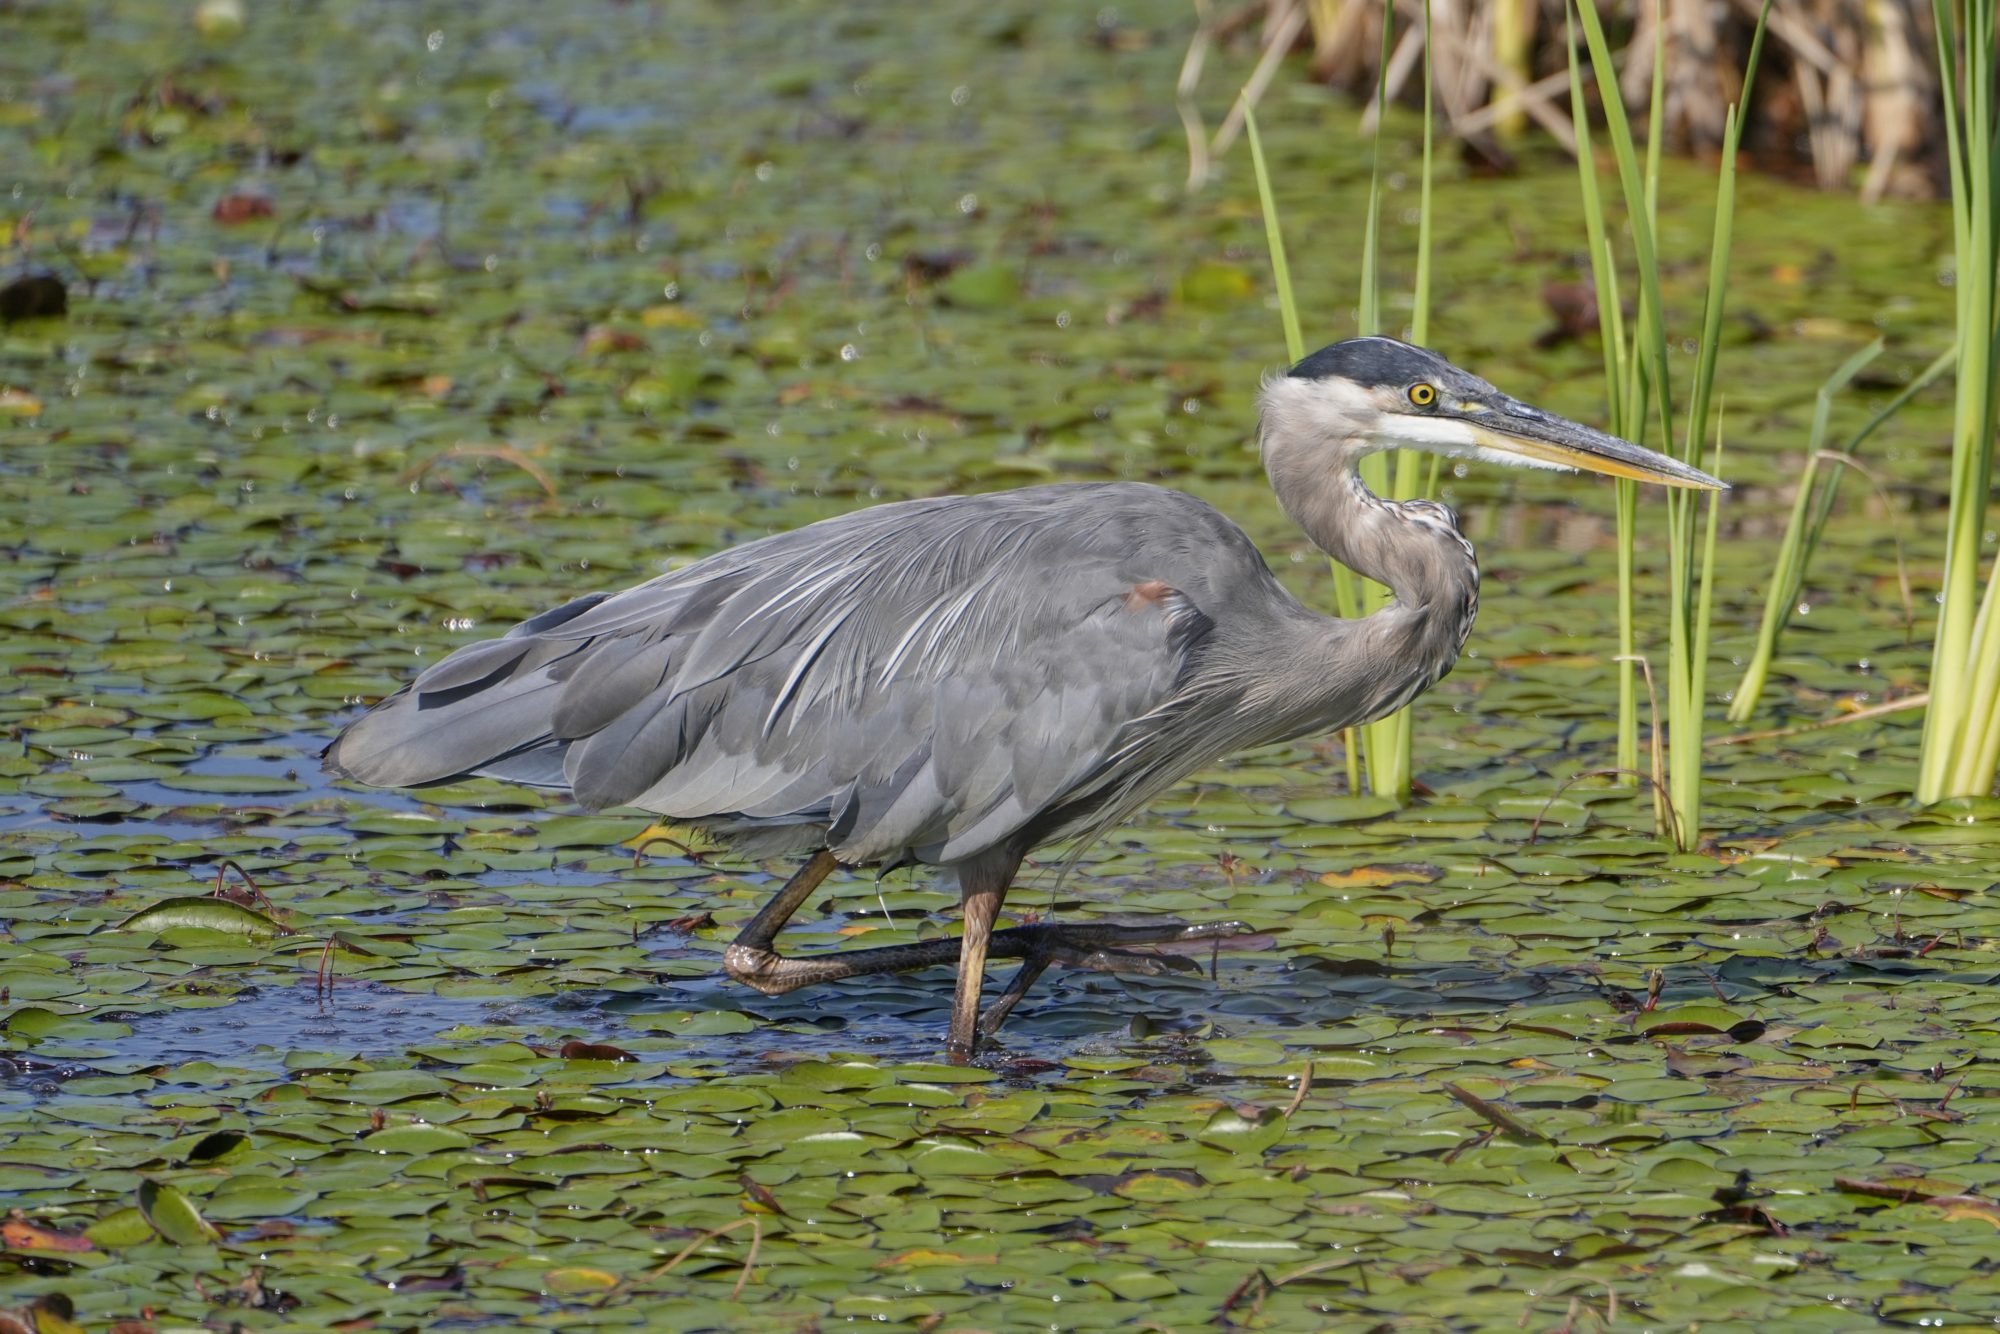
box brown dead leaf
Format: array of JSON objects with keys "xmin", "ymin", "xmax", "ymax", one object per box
[
  {"xmin": 1, "ymin": 1218, "xmax": 94, "ymax": 1252},
  {"xmin": 1493, "ymin": 652, "xmax": 1603, "ymax": 670},
  {"xmin": 212, "ymin": 194, "xmax": 275, "ymax": 224},
  {"xmin": 740, "ymin": 1175, "xmax": 786, "ymax": 1215},
  {"xmin": 1318, "ymin": 864, "xmax": 1437, "ymax": 890},
  {"xmin": 582, "ymin": 325, "xmax": 647, "ymax": 355},
  {"xmin": 557, "ymin": 1040, "xmax": 636, "ymax": 1062}
]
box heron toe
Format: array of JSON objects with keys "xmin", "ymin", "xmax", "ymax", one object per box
[
  {"xmin": 967, "ymin": 917, "xmax": 1256, "ymax": 1045},
  {"xmin": 1067, "ymin": 947, "xmax": 1202, "ymax": 976}
]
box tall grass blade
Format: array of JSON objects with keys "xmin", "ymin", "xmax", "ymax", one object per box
[
  {"xmin": 1564, "ymin": 13, "xmax": 1640, "ymax": 780},
  {"xmin": 1918, "ymin": 0, "xmax": 2000, "ymax": 800},
  {"xmin": 1412, "ymin": 0, "xmax": 1439, "ymax": 494},
  {"xmin": 1243, "ymin": 106, "xmax": 1303, "ymax": 365},
  {"xmin": 1727, "ymin": 338, "xmax": 1884, "ymax": 721},
  {"xmin": 1782, "ymin": 345, "xmax": 1954, "ymax": 623},
  {"xmin": 1349, "ymin": 1, "xmax": 1411, "ymax": 801},
  {"xmin": 1576, "ymin": 2, "xmax": 1672, "ymax": 830},
  {"xmin": 1572, "ymin": 0, "xmax": 1675, "ymax": 835},
  {"xmin": 1245, "ymin": 101, "xmax": 1366, "ymax": 795},
  {"xmin": 1566, "ymin": 0, "xmax": 1766, "ymax": 847},
  {"xmin": 1411, "ymin": 0, "xmax": 1435, "ymax": 350},
  {"xmin": 1357, "ymin": 0, "xmax": 1439, "ymax": 803}
]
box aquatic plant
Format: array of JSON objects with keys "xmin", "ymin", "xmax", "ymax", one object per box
[
  {"xmin": 1246, "ymin": 0, "xmax": 1437, "ymax": 802},
  {"xmin": 1565, "ymin": 0, "xmax": 1765, "ymax": 847},
  {"xmin": 1915, "ymin": 0, "xmax": 2000, "ymax": 801},
  {"xmin": 1727, "ymin": 340, "xmax": 1949, "ymax": 723}
]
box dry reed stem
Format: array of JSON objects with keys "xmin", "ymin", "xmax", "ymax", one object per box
[
  {"xmin": 1283, "ymin": 1061, "xmax": 1316, "ymax": 1118},
  {"xmin": 1404, "ymin": 0, "xmax": 1577, "ymax": 148},
  {"xmin": 1528, "ymin": 768, "xmax": 1686, "ymax": 850},
  {"xmin": 1207, "ymin": 0, "xmax": 1310, "ymax": 165},
  {"xmin": 1195, "ymin": 0, "xmax": 1938, "ymax": 198},
  {"xmin": 622, "ymin": 1216, "xmax": 765, "ymax": 1302},
  {"xmin": 1711, "ymin": 692, "xmax": 1929, "ymax": 747},
  {"xmin": 1615, "ymin": 652, "xmax": 1677, "ymax": 847},
  {"xmin": 1806, "ymin": 448, "xmax": 1917, "ymax": 632},
  {"xmin": 1178, "ymin": 0, "xmax": 1216, "ymax": 189}
]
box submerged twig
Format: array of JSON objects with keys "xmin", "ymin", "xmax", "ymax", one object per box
[
  {"xmin": 1283, "ymin": 1062, "xmax": 1315, "ymax": 1119},
  {"xmin": 1527, "ymin": 768, "xmax": 1683, "ymax": 849},
  {"xmin": 210, "ymin": 859, "xmax": 272, "ymax": 912},
  {"xmin": 403, "ymin": 443, "xmax": 559, "ymax": 499},
  {"xmin": 622, "ymin": 1216, "xmax": 764, "ymax": 1303},
  {"xmin": 1834, "ymin": 1176, "xmax": 1981, "ymax": 1204},
  {"xmin": 1443, "ymin": 1082, "xmax": 1551, "ymax": 1143}
]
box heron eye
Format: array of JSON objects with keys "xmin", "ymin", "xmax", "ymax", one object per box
[{"xmin": 1408, "ymin": 383, "xmax": 1437, "ymax": 408}]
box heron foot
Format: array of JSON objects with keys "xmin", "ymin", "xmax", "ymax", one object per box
[
  {"xmin": 988, "ymin": 918, "xmax": 1250, "ymax": 957},
  {"xmin": 723, "ymin": 935, "xmax": 974, "ymax": 995},
  {"xmin": 973, "ymin": 918, "xmax": 1254, "ymax": 1041},
  {"xmin": 723, "ymin": 853, "xmax": 1257, "ymax": 1054},
  {"xmin": 724, "ymin": 918, "xmax": 1250, "ymax": 999}
]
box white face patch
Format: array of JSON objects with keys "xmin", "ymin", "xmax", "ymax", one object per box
[
  {"xmin": 1258, "ymin": 373, "xmax": 1578, "ymax": 475},
  {"xmin": 1474, "ymin": 448, "xmax": 1573, "ymax": 472},
  {"xmin": 1256, "ymin": 373, "xmax": 1381, "ymax": 447},
  {"xmin": 1377, "ymin": 403, "xmax": 1576, "ymax": 473},
  {"xmin": 1375, "ymin": 412, "xmax": 1480, "ymax": 453}
]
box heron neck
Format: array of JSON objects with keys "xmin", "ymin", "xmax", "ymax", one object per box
[{"xmin": 1261, "ymin": 435, "xmax": 1472, "ymax": 616}]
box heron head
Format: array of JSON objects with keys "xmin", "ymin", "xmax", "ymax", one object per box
[{"xmin": 1264, "ymin": 337, "xmax": 1725, "ymax": 491}]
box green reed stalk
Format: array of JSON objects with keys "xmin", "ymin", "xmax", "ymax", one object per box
[
  {"xmin": 1349, "ymin": 4, "xmax": 1403, "ymax": 801},
  {"xmin": 1916, "ymin": 0, "xmax": 2000, "ymax": 802},
  {"xmin": 1246, "ymin": 102, "xmax": 1368, "ymax": 796},
  {"xmin": 1565, "ymin": 17, "xmax": 1637, "ymax": 779},
  {"xmin": 1568, "ymin": 0, "xmax": 1766, "ymax": 847},
  {"xmin": 1728, "ymin": 338, "xmax": 1884, "ymax": 721},
  {"xmin": 1568, "ymin": 0, "xmax": 1673, "ymax": 824},
  {"xmin": 1665, "ymin": 88, "xmax": 1750, "ymax": 847},
  {"xmin": 1244, "ymin": 107, "xmax": 1303, "ymax": 366},
  {"xmin": 1247, "ymin": 4, "xmax": 1439, "ymax": 804},
  {"xmin": 1354, "ymin": 0, "xmax": 1438, "ymax": 802}
]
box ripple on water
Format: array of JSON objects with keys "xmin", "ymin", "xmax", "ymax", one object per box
[{"xmin": 82, "ymin": 982, "xmax": 511, "ymax": 1076}]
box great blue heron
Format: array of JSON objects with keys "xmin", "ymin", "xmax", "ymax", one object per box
[{"xmin": 325, "ymin": 337, "xmax": 1721, "ymax": 1052}]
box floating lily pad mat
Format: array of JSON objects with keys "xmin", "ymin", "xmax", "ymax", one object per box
[{"xmin": 2, "ymin": 0, "xmax": 1994, "ymax": 1329}]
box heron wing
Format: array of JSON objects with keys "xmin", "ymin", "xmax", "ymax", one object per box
[{"xmin": 324, "ymin": 484, "xmax": 1232, "ymax": 864}]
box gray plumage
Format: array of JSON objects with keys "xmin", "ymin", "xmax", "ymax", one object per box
[
  {"xmin": 324, "ymin": 476, "xmax": 1467, "ymax": 866},
  {"xmin": 325, "ymin": 337, "xmax": 1721, "ymax": 1048}
]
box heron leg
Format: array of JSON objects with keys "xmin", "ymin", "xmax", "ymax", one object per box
[
  {"xmin": 946, "ymin": 865, "xmax": 1009, "ymax": 1055},
  {"xmin": 722, "ymin": 848, "xmax": 838, "ymax": 973},
  {"xmin": 976, "ymin": 954, "xmax": 1053, "ymax": 1039},
  {"xmin": 718, "ymin": 853, "xmax": 1248, "ymax": 1048}
]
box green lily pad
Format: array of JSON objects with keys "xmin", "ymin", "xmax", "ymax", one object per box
[
  {"xmin": 111, "ymin": 896, "xmax": 291, "ymax": 938},
  {"xmin": 137, "ymin": 1180, "xmax": 219, "ymax": 1246}
]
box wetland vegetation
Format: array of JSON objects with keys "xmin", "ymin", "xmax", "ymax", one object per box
[{"xmin": 2, "ymin": 1, "xmax": 1998, "ymax": 1329}]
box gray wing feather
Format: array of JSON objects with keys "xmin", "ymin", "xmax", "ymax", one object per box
[
  {"xmin": 547, "ymin": 635, "xmax": 679, "ymax": 739},
  {"xmin": 325, "ymin": 483, "xmax": 1244, "ymax": 865}
]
